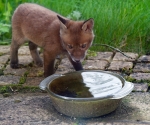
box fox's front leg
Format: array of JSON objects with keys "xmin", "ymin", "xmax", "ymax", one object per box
[
  {"xmin": 10, "ymin": 38, "xmax": 24, "ymax": 68},
  {"xmin": 43, "ymin": 51, "xmax": 55, "ymax": 77},
  {"xmin": 68, "ymin": 56, "xmax": 83, "ymax": 71}
]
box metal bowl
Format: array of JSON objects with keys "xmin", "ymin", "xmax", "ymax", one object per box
[{"xmin": 39, "ymin": 70, "xmax": 134, "ymax": 118}]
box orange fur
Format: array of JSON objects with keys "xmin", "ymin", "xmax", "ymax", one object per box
[{"xmin": 10, "ymin": 3, "xmax": 94, "ymax": 77}]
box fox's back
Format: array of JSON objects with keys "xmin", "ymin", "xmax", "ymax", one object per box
[
  {"xmin": 12, "ymin": 3, "xmax": 60, "ymax": 47},
  {"xmin": 12, "ymin": 3, "xmax": 58, "ymax": 25}
]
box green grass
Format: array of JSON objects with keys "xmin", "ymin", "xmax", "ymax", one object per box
[{"xmin": 1, "ymin": 0, "xmax": 150, "ymax": 54}]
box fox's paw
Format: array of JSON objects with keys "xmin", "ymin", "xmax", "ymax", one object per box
[
  {"xmin": 35, "ymin": 61, "xmax": 43, "ymax": 67},
  {"xmin": 10, "ymin": 63, "xmax": 19, "ymax": 69}
]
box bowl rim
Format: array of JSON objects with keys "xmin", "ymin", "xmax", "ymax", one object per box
[{"xmin": 44, "ymin": 70, "xmax": 132, "ymax": 101}]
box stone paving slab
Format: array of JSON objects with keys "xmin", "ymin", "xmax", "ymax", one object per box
[
  {"xmin": 130, "ymin": 73, "xmax": 150, "ymax": 81},
  {"xmin": 83, "ymin": 60, "xmax": 109, "ymax": 70},
  {"xmin": 113, "ymin": 52, "xmax": 138, "ymax": 62},
  {"xmin": 55, "ymin": 69, "xmax": 75, "ymax": 75},
  {"xmin": 88, "ymin": 52, "xmax": 113, "ymax": 62},
  {"xmin": 18, "ymin": 55, "xmax": 33, "ymax": 65},
  {"xmin": 0, "ymin": 92, "xmax": 150, "ymax": 125},
  {"xmin": 133, "ymin": 63, "xmax": 150, "ymax": 73},
  {"xmin": 18, "ymin": 46, "xmax": 41, "ymax": 55},
  {"xmin": 137, "ymin": 55, "xmax": 150, "ymax": 62},
  {"xmin": 27, "ymin": 66, "xmax": 44, "ymax": 77},
  {"xmin": 55, "ymin": 67, "xmax": 75, "ymax": 75},
  {"xmin": 56, "ymin": 58, "xmax": 75, "ymax": 74},
  {"xmin": 0, "ymin": 75, "xmax": 20, "ymax": 85},
  {"xmin": 18, "ymin": 46, "xmax": 30, "ymax": 55},
  {"xmin": 1, "ymin": 45, "xmax": 150, "ymax": 124},
  {"xmin": 0, "ymin": 45, "xmax": 10, "ymax": 54},
  {"xmin": 0, "ymin": 55, "xmax": 9, "ymax": 64},
  {"xmin": 0, "ymin": 63, "xmax": 4, "ymax": 69},
  {"xmin": 108, "ymin": 61, "xmax": 133, "ymax": 71},
  {"xmin": 4, "ymin": 65, "xmax": 27, "ymax": 76},
  {"xmin": 133, "ymin": 83, "xmax": 148, "ymax": 92},
  {"xmin": 58, "ymin": 58, "xmax": 74, "ymax": 69},
  {"xmin": 55, "ymin": 58, "xmax": 75, "ymax": 74},
  {"xmin": 24, "ymin": 77, "xmax": 44, "ymax": 86}
]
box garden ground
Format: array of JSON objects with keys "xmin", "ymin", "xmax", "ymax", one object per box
[{"xmin": 0, "ymin": 45, "xmax": 150, "ymax": 125}]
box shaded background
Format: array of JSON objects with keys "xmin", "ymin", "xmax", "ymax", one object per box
[{"xmin": 0, "ymin": 0, "xmax": 150, "ymax": 54}]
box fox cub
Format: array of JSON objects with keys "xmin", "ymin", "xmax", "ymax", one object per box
[{"xmin": 10, "ymin": 3, "xmax": 94, "ymax": 77}]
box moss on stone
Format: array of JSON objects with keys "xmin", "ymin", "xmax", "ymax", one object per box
[
  {"xmin": 0, "ymin": 85, "xmax": 10, "ymax": 94},
  {"xmin": 19, "ymin": 71, "xmax": 29, "ymax": 84},
  {"xmin": 37, "ymin": 70, "xmax": 44, "ymax": 77},
  {"xmin": 0, "ymin": 52, "xmax": 3, "ymax": 56},
  {"xmin": 0, "ymin": 84, "xmax": 41, "ymax": 95},
  {"xmin": 86, "ymin": 50, "xmax": 97, "ymax": 59},
  {"xmin": 0, "ymin": 69, "xmax": 4, "ymax": 75},
  {"xmin": 125, "ymin": 76, "xmax": 150, "ymax": 87},
  {"xmin": 3, "ymin": 93, "xmax": 11, "ymax": 97}
]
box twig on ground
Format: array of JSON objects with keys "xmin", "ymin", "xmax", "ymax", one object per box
[{"xmin": 92, "ymin": 44, "xmax": 134, "ymax": 59}]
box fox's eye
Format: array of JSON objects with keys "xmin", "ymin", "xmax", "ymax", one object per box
[
  {"xmin": 81, "ymin": 44, "xmax": 86, "ymax": 48},
  {"xmin": 67, "ymin": 44, "xmax": 73, "ymax": 49}
]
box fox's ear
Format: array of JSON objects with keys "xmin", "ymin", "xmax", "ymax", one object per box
[
  {"xmin": 82, "ymin": 18, "xmax": 94, "ymax": 32},
  {"xmin": 57, "ymin": 15, "xmax": 67, "ymax": 30}
]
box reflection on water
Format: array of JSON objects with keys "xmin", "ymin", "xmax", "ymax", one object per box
[
  {"xmin": 50, "ymin": 72, "xmax": 122, "ymax": 98},
  {"xmin": 81, "ymin": 72, "xmax": 122, "ymax": 97}
]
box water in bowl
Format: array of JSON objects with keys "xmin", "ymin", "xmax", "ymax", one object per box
[{"xmin": 49, "ymin": 72, "xmax": 123, "ymax": 98}]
